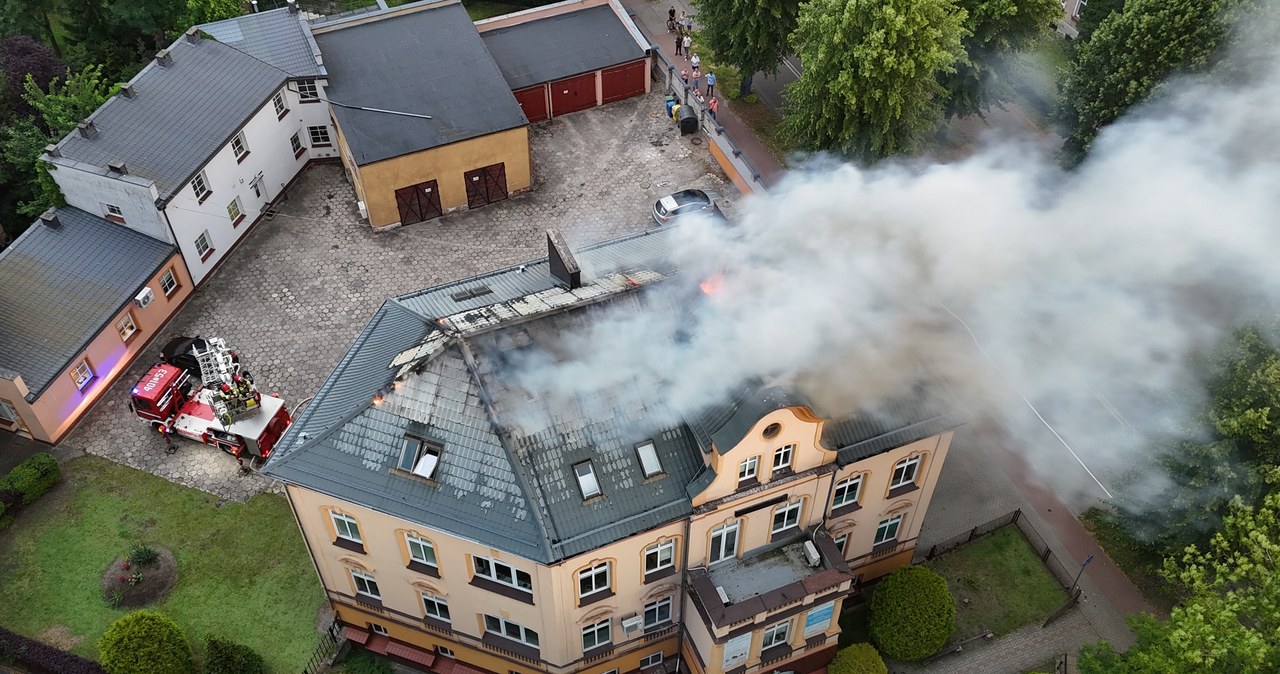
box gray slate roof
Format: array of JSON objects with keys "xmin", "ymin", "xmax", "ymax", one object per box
[
  {"xmin": 0, "ymin": 207, "xmax": 176, "ymax": 398},
  {"xmin": 480, "ymin": 5, "xmax": 647, "ymax": 90},
  {"xmin": 53, "ymin": 34, "xmax": 289, "ymax": 202},
  {"xmin": 313, "ymin": 2, "xmax": 527, "ymax": 165},
  {"xmin": 198, "ymin": 7, "xmax": 323, "ymax": 77}
]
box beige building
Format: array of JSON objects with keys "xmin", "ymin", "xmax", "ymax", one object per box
[{"xmin": 264, "ymin": 228, "xmax": 956, "ymax": 674}]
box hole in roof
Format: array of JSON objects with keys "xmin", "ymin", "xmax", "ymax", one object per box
[{"xmin": 762, "ymin": 423, "xmax": 782, "ymax": 439}]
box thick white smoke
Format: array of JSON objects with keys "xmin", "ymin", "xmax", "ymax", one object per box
[{"xmin": 503, "ymin": 10, "xmax": 1280, "ymax": 507}]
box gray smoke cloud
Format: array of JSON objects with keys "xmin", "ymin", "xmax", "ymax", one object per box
[{"xmin": 500, "ymin": 9, "xmax": 1280, "ymax": 507}]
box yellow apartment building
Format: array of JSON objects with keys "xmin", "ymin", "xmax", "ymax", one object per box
[{"xmin": 263, "ymin": 227, "xmax": 957, "ymax": 674}]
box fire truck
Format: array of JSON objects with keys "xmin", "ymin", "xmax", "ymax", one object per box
[{"xmin": 128, "ymin": 336, "xmax": 291, "ymax": 462}]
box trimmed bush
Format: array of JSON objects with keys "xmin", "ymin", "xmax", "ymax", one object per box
[
  {"xmin": 341, "ymin": 650, "xmax": 394, "ymax": 674},
  {"xmin": 829, "ymin": 643, "xmax": 887, "ymax": 674},
  {"xmin": 869, "ymin": 565, "xmax": 955, "ymax": 661},
  {"xmin": 0, "ymin": 625, "xmax": 106, "ymax": 674},
  {"xmin": 98, "ymin": 610, "xmax": 194, "ymax": 674},
  {"xmin": 204, "ymin": 634, "xmax": 266, "ymax": 674},
  {"xmin": 0, "ymin": 452, "xmax": 61, "ymax": 505}
]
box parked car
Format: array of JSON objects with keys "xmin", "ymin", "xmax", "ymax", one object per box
[{"xmin": 653, "ymin": 189, "xmax": 719, "ymax": 224}]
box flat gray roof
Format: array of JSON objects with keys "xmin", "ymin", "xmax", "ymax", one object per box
[
  {"xmin": 481, "ymin": 5, "xmax": 647, "ymax": 90},
  {"xmin": 0, "ymin": 207, "xmax": 176, "ymax": 398}
]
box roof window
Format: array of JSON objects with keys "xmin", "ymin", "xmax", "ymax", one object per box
[
  {"xmin": 450, "ymin": 285, "xmax": 493, "ymax": 302},
  {"xmin": 574, "ymin": 460, "xmax": 601, "ymax": 499},
  {"xmin": 636, "ymin": 441, "xmax": 663, "ymax": 478},
  {"xmin": 399, "ymin": 435, "xmax": 441, "ymax": 479}
]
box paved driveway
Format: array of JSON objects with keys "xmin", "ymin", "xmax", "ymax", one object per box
[{"xmin": 61, "ymin": 92, "xmax": 734, "ymax": 501}]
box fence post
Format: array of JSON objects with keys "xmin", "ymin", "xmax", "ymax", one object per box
[{"xmin": 1042, "ymin": 587, "xmax": 1082, "ymax": 628}]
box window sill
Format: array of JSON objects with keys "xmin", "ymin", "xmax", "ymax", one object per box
[
  {"xmin": 235, "ymin": 152, "xmax": 250, "ymax": 164},
  {"xmin": 407, "ymin": 560, "xmax": 439, "ymax": 578},
  {"xmin": 299, "ymin": 98, "xmax": 321, "ymax": 104},
  {"xmin": 480, "ymin": 632, "xmax": 540, "ymax": 661},
  {"xmin": 277, "ymin": 109, "xmax": 290, "ymax": 120},
  {"xmin": 578, "ymin": 588, "xmax": 614, "ymax": 607},
  {"xmin": 199, "ymin": 248, "xmax": 216, "ymax": 262},
  {"xmin": 332, "ymin": 537, "xmax": 365, "ymax": 554},
  {"xmin": 760, "ymin": 643, "xmax": 793, "ymax": 665},
  {"xmin": 196, "ymin": 192, "xmax": 211, "ymax": 205},
  {"xmin": 74, "ymin": 377, "xmax": 97, "ymax": 392},
  {"xmin": 872, "ymin": 539, "xmax": 899, "ymax": 552},
  {"xmin": 231, "ymin": 214, "xmax": 246, "ymax": 228},
  {"xmin": 771, "ymin": 466, "xmax": 794, "ymax": 479},
  {"xmin": 162, "ymin": 287, "xmax": 180, "ymax": 298},
  {"xmin": 887, "ymin": 482, "xmax": 919, "ymax": 499},
  {"xmin": 830, "ymin": 502, "xmax": 862, "ymax": 518},
  {"xmin": 643, "ymin": 565, "xmax": 677, "ymax": 585},
  {"xmin": 736, "ymin": 476, "xmax": 759, "ymax": 489},
  {"xmin": 105, "ymin": 214, "xmax": 126, "ymax": 224},
  {"xmin": 355, "ymin": 594, "xmax": 383, "ymax": 607},
  {"xmin": 583, "ymin": 644, "xmax": 614, "ymax": 661},
  {"xmin": 294, "ymin": 146, "xmax": 307, "ymax": 159},
  {"xmin": 120, "ymin": 330, "xmax": 139, "ymax": 345},
  {"xmin": 312, "ymin": 143, "xmax": 332, "ymax": 148},
  {"xmin": 423, "ymin": 615, "xmax": 451, "ymax": 633},
  {"xmin": 469, "ymin": 576, "xmax": 534, "ymax": 605},
  {"xmin": 771, "ymin": 526, "xmax": 802, "ymax": 543}
]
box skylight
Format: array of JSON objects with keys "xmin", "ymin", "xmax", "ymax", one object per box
[
  {"xmin": 400, "ymin": 435, "xmax": 441, "ymax": 479},
  {"xmin": 574, "ymin": 461, "xmax": 601, "ymax": 498},
  {"xmin": 449, "ymin": 285, "xmax": 493, "ymax": 302},
  {"xmin": 636, "ymin": 441, "xmax": 662, "ymax": 478}
]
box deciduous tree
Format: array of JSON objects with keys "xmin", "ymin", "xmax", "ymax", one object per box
[
  {"xmin": 182, "ymin": 0, "xmax": 244, "ymax": 26},
  {"xmin": 1, "ymin": 35, "xmax": 67, "ymax": 116},
  {"xmin": 0, "ymin": 0, "xmax": 64, "ymax": 56},
  {"xmin": 1074, "ymin": 0, "xmax": 1124, "ymax": 42},
  {"xmin": 692, "ymin": 0, "xmax": 802, "ymax": 98},
  {"xmin": 783, "ymin": 0, "xmax": 968, "ymax": 161},
  {"xmin": 941, "ymin": 0, "xmax": 1061, "ymax": 119}
]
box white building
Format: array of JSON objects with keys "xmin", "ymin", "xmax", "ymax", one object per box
[{"xmin": 44, "ymin": 4, "xmax": 334, "ymax": 285}]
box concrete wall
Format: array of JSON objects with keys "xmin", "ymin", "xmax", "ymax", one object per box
[
  {"xmin": 348, "ymin": 126, "xmax": 532, "ymax": 228},
  {"xmin": 0, "ymin": 253, "xmax": 193, "ymax": 443},
  {"xmin": 48, "ymin": 162, "xmax": 171, "ymax": 243}
]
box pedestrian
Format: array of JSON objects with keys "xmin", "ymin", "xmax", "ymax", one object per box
[
  {"xmin": 680, "ymin": 67, "xmax": 688, "ymax": 87},
  {"xmin": 690, "ymin": 52, "xmax": 701, "ymax": 70},
  {"xmin": 682, "ymin": 34, "xmax": 692, "ymax": 60},
  {"xmin": 667, "ymin": 5, "xmax": 676, "ymax": 32},
  {"xmin": 679, "ymin": 9, "xmax": 687, "ymax": 26},
  {"xmin": 674, "ymin": 30, "xmax": 683, "ymax": 56},
  {"xmin": 684, "ymin": 13, "xmax": 693, "ymax": 32},
  {"xmin": 692, "ymin": 67, "xmax": 701, "ymax": 93},
  {"xmin": 705, "ymin": 71, "xmax": 716, "ymax": 98},
  {"xmin": 708, "ymin": 96, "xmax": 718, "ymax": 120}
]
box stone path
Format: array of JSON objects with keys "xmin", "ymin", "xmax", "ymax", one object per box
[{"xmin": 57, "ymin": 93, "xmax": 734, "ymax": 502}]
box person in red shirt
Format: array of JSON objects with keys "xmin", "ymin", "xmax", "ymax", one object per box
[{"xmin": 708, "ymin": 96, "xmax": 718, "ymax": 120}]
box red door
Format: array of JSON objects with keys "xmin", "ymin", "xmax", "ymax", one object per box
[
  {"xmin": 514, "ymin": 85, "xmax": 549, "ymax": 123},
  {"xmin": 550, "ymin": 72, "xmax": 598, "ymax": 116},
  {"xmin": 601, "ymin": 60, "xmax": 648, "ymax": 104},
  {"xmin": 394, "ymin": 179, "xmax": 442, "ymax": 225},
  {"xmin": 464, "ymin": 163, "xmax": 509, "ymax": 209}
]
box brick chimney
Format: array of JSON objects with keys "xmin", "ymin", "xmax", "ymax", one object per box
[
  {"xmin": 39, "ymin": 208, "xmax": 60, "ymax": 228},
  {"xmin": 43, "ymin": 144, "xmax": 60, "ymax": 157},
  {"xmin": 119, "ymin": 83, "xmax": 136, "ymax": 98},
  {"xmin": 77, "ymin": 121, "xmax": 98, "ymax": 139},
  {"xmin": 288, "ymin": 0, "xmax": 300, "ymax": 13},
  {"xmin": 185, "ymin": 27, "xmax": 200, "ymax": 44},
  {"xmin": 546, "ymin": 229, "xmax": 581, "ymax": 289},
  {"xmin": 108, "ymin": 161, "xmax": 128, "ymax": 175},
  {"xmin": 155, "ymin": 49, "xmax": 172, "ymax": 67}
]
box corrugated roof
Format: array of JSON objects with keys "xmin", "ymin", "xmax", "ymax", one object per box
[
  {"xmin": 312, "ymin": 3, "xmax": 527, "ymax": 165},
  {"xmin": 53, "ymin": 35, "xmax": 289, "ymax": 202},
  {"xmin": 198, "ymin": 7, "xmax": 323, "ymax": 76},
  {"xmin": 0, "ymin": 207, "xmax": 176, "ymax": 397},
  {"xmin": 481, "ymin": 5, "xmax": 647, "ymax": 90}
]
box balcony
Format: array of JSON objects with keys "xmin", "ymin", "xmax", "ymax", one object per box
[{"xmin": 688, "ymin": 529, "xmax": 855, "ymax": 630}]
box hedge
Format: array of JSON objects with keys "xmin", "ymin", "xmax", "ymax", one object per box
[
  {"xmin": 0, "ymin": 452, "xmax": 61, "ymax": 506},
  {"xmin": 98, "ymin": 611, "xmax": 194, "ymax": 674},
  {"xmin": 0, "ymin": 487, "xmax": 19, "ymax": 528},
  {"xmin": 204, "ymin": 635, "xmax": 266, "ymax": 674},
  {"xmin": 829, "ymin": 643, "xmax": 887, "ymax": 674},
  {"xmin": 869, "ymin": 566, "xmax": 955, "ymax": 661},
  {"xmin": 0, "ymin": 625, "xmax": 106, "ymax": 674}
]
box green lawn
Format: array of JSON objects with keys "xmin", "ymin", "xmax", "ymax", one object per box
[
  {"xmin": 0, "ymin": 456, "xmax": 325, "ymax": 672},
  {"xmin": 927, "ymin": 526, "xmax": 1068, "ymax": 639}
]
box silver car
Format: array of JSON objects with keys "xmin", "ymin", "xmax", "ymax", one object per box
[{"xmin": 653, "ymin": 189, "xmax": 718, "ymax": 224}]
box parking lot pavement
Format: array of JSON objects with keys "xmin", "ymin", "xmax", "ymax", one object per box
[{"xmin": 58, "ymin": 92, "xmax": 735, "ymax": 502}]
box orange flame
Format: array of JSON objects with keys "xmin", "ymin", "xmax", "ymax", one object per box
[{"xmin": 699, "ymin": 272, "xmax": 726, "ymax": 296}]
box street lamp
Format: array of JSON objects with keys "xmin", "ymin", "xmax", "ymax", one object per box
[{"xmin": 1071, "ymin": 554, "xmax": 1094, "ymax": 594}]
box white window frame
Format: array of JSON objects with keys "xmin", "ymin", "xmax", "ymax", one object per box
[
  {"xmin": 115, "ymin": 312, "xmax": 138, "ymax": 342},
  {"xmin": 640, "ymin": 652, "xmax": 664, "ymax": 668},
  {"xmin": 833, "ymin": 534, "xmax": 848, "ymax": 555},
  {"xmin": 399, "ymin": 435, "xmax": 441, "ymax": 479},
  {"xmin": 738, "ymin": 456, "xmax": 758, "ymax": 482},
  {"xmin": 309, "ymin": 125, "xmax": 331, "ymax": 145},
  {"xmin": 772, "ymin": 500, "xmax": 801, "ymax": 534},
  {"xmin": 297, "ymin": 79, "xmax": 319, "ymax": 101},
  {"xmin": 290, "ymin": 131, "xmax": 304, "ymax": 155},
  {"xmin": 578, "ymin": 561, "xmax": 610, "ymax": 598},
  {"xmin": 636, "ymin": 440, "xmax": 663, "ymax": 477},
  {"xmin": 436, "ymin": 646, "xmax": 455, "ymax": 658},
  {"xmin": 227, "ymin": 196, "xmax": 242, "ymax": 223},
  {"xmin": 483, "ymin": 615, "xmax": 538, "ymax": 648},
  {"xmin": 581, "ymin": 619, "xmax": 610, "ymax": 651},
  {"xmin": 472, "ymin": 555, "xmax": 533, "ymax": 592},
  {"xmin": 369, "ymin": 623, "xmax": 388, "ymax": 636},
  {"xmin": 272, "ymin": 91, "xmax": 287, "ymax": 117},
  {"xmin": 645, "ymin": 540, "xmax": 675, "ymax": 574},
  {"xmin": 891, "ymin": 456, "xmax": 920, "ymax": 489},
  {"xmin": 709, "ymin": 521, "xmax": 739, "ymax": 564},
  {"xmin": 70, "ymin": 359, "xmax": 94, "ymax": 390},
  {"xmin": 406, "ymin": 534, "xmax": 436, "ymax": 567},
  {"xmin": 191, "ymin": 172, "xmax": 210, "ymax": 202},
  {"xmin": 231, "ymin": 132, "xmax": 248, "ymax": 160},
  {"xmin": 160, "ymin": 269, "xmax": 178, "ymax": 296},
  {"xmin": 194, "ymin": 231, "xmax": 212, "ymax": 257},
  {"xmin": 331, "ymin": 512, "xmax": 361, "ymax": 543},
  {"xmin": 643, "ymin": 597, "xmax": 672, "ymax": 628},
  {"xmin": 0, "ymin": 399, "xmax": 18, "ymax": 426},
  {"xmin": 773, "ymin": 444, "xmax": 794, "ymax": 470},
  {"xmin": 351, "ymin": 570, "xmax": 380, "ymax": 599},
  {"xmin": 875, "ymin": 514, "xmax": 903, "ymax": 546},
  {"xmin": 103, "ymin": 203, "xmax": 125, "ymax": 222},
  {"xmin": 421, "ymin": 593, "xmax": 450, "ymax": 622},
  {"xmin": 833, "ymin": 475, "xmax": 863, "ymax": 508},
  {"xmin": 574, "ymin": 460, "xmax": 601, "ymax": 499},
  {"xmin": 761, "ymin": 619, "xmax": 791, "ymax": 649}
]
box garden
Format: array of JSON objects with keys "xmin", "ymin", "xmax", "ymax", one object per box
[{"xmin": 0, "ymin": 455, "xmax": 324, "ymax": 672}]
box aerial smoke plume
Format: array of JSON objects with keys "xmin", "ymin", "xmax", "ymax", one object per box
[{"xmin": 508, "ymin": 9, "xmax": 1280, "ymax": 507}]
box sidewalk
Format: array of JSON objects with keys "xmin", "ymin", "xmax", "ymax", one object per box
[{"xmin": 623, "ymin": 0, "xmax": 787, "ymax": 189}]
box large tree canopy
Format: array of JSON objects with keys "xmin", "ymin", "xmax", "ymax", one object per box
[
  {"xmin": 692, "ymin": 0, "xmax": 802, "ymax": 97},
  {"xmin": 783, "ymin": 0, "xmax": 968, "ymax": 161},
  {"xmin": 0, "ymin": 35, "xmax": 66, "ymax": 116},
  {"xmin": 941, "ymin": 0, "xmax": 1061, "ymax": 119}
]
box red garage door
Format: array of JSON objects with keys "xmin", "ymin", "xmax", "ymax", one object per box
[
  {"xmin": 601, "ymin": 60, "xmax": 648, "ymax": 104},
  {"xmin": 550, "ymin": 72, "xmax": 598, "ymax": 116},
  {"xmin": 514, "ymin": 85, "xmax": 549, "ymax": 123}
]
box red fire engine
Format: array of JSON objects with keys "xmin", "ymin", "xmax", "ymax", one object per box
[{"xmin": 128, "ymin": 336, "xmax": 291, "ymax": 462}]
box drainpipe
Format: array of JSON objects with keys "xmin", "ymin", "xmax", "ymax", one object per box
[{"xmin": 674, "ymin": 515, "xmax": 692, "ymax": 674}]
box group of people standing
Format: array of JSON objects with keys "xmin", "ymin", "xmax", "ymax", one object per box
[{"xmin": 669, "ymin": 6, "xmax": 718, "ymax": 118}]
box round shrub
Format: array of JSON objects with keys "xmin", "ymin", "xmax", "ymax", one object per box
[
  {"xmin": 869, "ymin": 565, "xmax": 955, "ymax": 661},
  {"xmin": 204, "ymin": 634, "xmax": 266, "ymax": 674},
  {"xmin": 0, "ymin": 452, "xmax": 60, "ymax": 505},
  {"xmin": 829, "ymin": 643, "xmax": 887, "ymax": 674},
  {"xmin": 98, "ymin": 610, "xmax": 193, "ymax": 674}
]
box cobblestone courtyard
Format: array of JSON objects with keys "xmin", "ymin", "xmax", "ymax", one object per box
[{"xmin": 60, "ymin": 93, "xmax": 734, "ymax": 500}]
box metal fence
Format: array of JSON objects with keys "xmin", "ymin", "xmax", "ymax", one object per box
[
  {"xmin": 918, "ymin": 509, "xmax": 1080, "ymax": 592},
  {"xmin": 301, "ymin": 618, "xmax": 344, "ymax": 674}
]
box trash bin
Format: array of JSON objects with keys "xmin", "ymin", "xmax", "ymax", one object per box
[
  {"xmin": 678, "ymin": 104, "xmax": 699, "ymax": 135},
  {"xmin": 665, "ymin": 96, "xmax": 677, "ymax": 117},
  {"xmin": 671, "ymin": 104, "xmax": 682, "ymax": 123}
]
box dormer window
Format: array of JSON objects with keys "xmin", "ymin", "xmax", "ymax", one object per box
[
  {"xmin": 635, "ymin": 441, "xmax": 662, "ymax": 478},
  {"xmin": 773, "ymin": 444, "xmax": 794, "ymax": 471},
  {"xmin": 574, "ymin": 460, "xmax": 601, "ymax": 499},
  {"xmin": 399, "ymin": 435, "xmax": 440, "ymax": 479}
]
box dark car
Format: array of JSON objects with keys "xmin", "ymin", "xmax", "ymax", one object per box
[{"xmin": 653, "ymin": 189, "xmax": 717, "ymax": 224}]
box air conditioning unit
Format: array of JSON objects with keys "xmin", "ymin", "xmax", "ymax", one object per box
[
  {"xmin": 357, "ymin": 200, "xmax": 368, "ymax": 220},
  {"xmin": 620, "ymin": 614, "xmax": 644, "ymax": 634},
  {"xmin": 134, "ymin": 287, "xmax": 155, "ymax": 309},
  {"xmin": 804, "ymin": 540, "xmax": 821, "ymax": 567}
]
